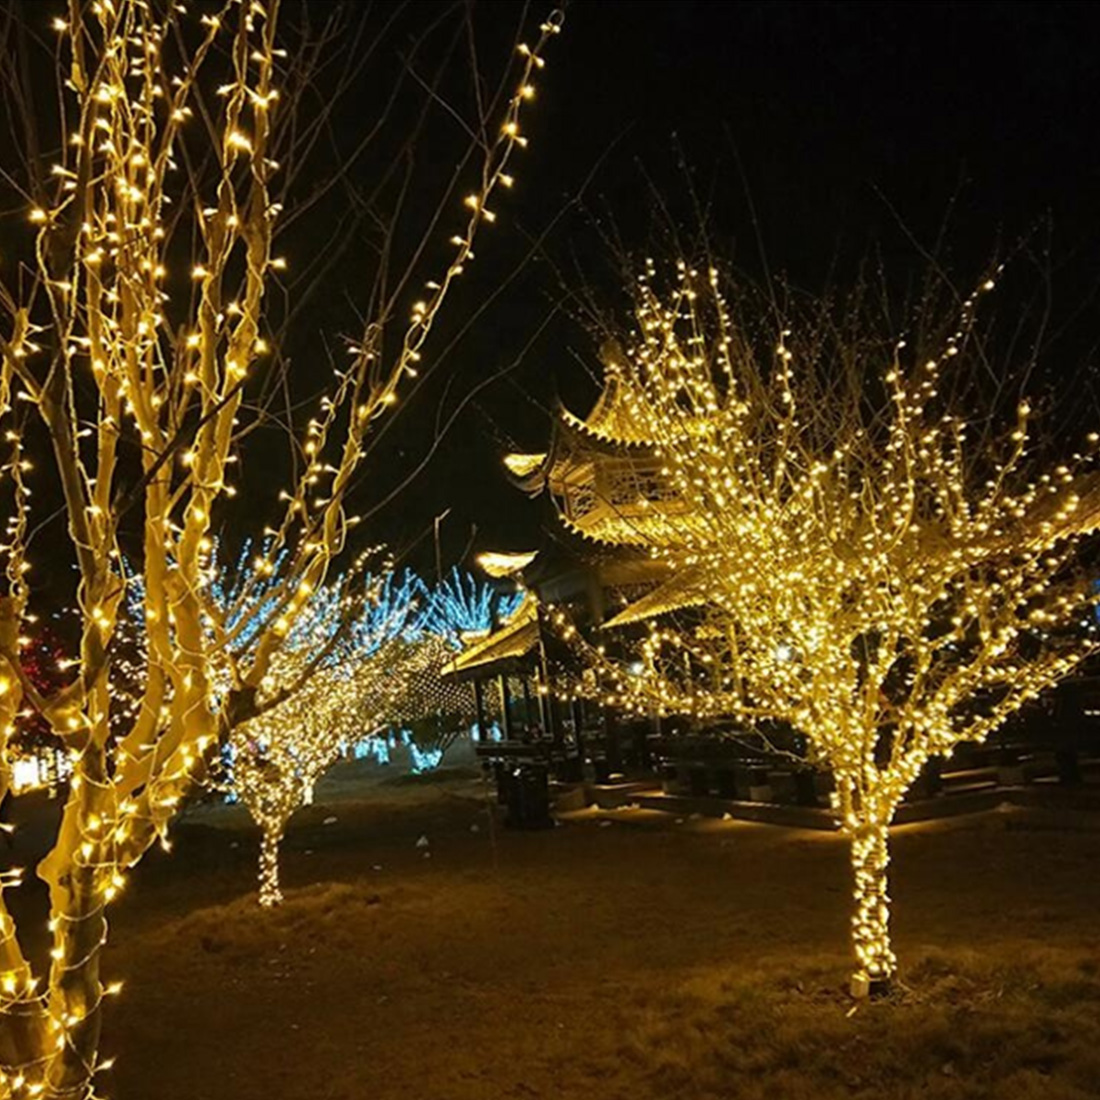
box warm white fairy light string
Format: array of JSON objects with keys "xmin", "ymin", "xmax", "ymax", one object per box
[
  {"xmin": 0, "ymin": 0, "xmax": 563, "ymax": 1093},
  {"xmin": 547, "ymin": 260, "xmax": 1100, "ymax": 993}
]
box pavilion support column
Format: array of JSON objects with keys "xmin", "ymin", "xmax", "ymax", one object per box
[
  {"xmin": 571, "ymin": 699, "xmax": 586, "ymax": 753},
  {"xmin": 572, "ymin": 698, "xmax": 587, "ymax": 779},
  {"xmin": 535, "ymin": 673, "xmax": 550, "ymax": 736},
  {"xmin": 537, "ymin": 634, "xmax": 560, "ymax": 747},
  {"xmin": 521, "ymin": 677, "xmax": 535, "ymax": 734},
  {"xmin": 473, "ymin": 678, "xmax": 487, "ymax": 740},
  {"xmin": 499, "ymin": 674, "xmax": 514, "ymax": 740},
  {"xmin": 603, "ymin": 706, "xmax": 622, "ymax": 776}
]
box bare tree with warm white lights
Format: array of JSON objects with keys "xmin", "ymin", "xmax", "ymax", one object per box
[
  {"xmin": 555, "ymin": 260, "xmax": 1100, "ymax": 995},
  {"xmin": 233, "ymin": 648, "xmax": 399, "ymax": 908},
  {"xmin": 230, "ymin": 569, "xmax": 426, "ymax": 907},
  {"xmin": 0, "ymin": 1, "xmax": 562, "ymax": 1093}
]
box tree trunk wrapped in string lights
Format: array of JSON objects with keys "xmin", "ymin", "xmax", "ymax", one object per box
[
  {"xmin": 0, "ymin": 1, "xmax": 562, "ymax": 1093},
  {"xmin": 552, "ymin": 260, "xmax": 1100, "ymax": 995},
  {"xmin": 235, "ymin": 653, "xmax": 400, "ymax": 908}
]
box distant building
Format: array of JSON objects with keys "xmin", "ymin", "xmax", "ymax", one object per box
[{"xmin": 445, "ymin": 360, "xmax": 689, "ymax": 767}]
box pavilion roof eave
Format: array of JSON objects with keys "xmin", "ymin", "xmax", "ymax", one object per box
[
  {"xmin": 557, "ymin": 404, "xmax": 655, "ymax": 450},
  {"xmin": 443, "ymin": 594, "xmax": 540, "ymax": 680},
  {"xmin": 601, "ymin": 566, "xmax": 709, "ymax": 629}
]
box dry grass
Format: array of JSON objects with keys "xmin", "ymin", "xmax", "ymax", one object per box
[
  {"xmin": 625, "ymin": 948, "xmax": 1100, "ymax": 1100},
  {"xmin": 64, "ymin": 768, "xmax": 1100, "ymax": 1099}
]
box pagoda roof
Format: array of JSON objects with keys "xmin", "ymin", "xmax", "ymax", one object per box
[
  {"xmin": 557, "ymin": 381, "xmax": 654, "ymax": 449},
  {"xmin": 475, "ymin": 549, "xmax": 539, "ymax": 578},
  {"xmin": 443, "ymin": 593, "xmax": 540, "ymax": 680},
  {"xmin": 502, "ymin": 365, "xmax": 657, "ymax": 495},
  {"xmin": 555, "ymin": 502, "xmax": 706, "ymax": 550},
  {"xmin": 601, "ymin": 566, "xmax": 709, "ymax": 628},
  {"xmin": 502, "ymin": 453, "xmax": 547, "ymax": 479},
  {"xmin": 541, "ymin": 350, "xmax": 658, "ymax": 450}
]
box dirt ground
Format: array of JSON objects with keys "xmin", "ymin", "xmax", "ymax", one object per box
[{"xmin": 24, "ymin": 764, "xmax": 1100, "ymax": 1099}]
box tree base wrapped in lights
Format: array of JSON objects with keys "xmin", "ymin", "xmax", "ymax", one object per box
[
  {"xmin": 848, "ymin": 817, "xmax": 897, "ymax": 997},
  {"xmin": 258, "ymin": 823, "xmax": 287, "ymax": 909}
]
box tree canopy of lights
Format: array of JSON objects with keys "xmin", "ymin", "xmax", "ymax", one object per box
[
  {"xmin": 384, "ymin": 634, "xmax": 479, "ymax": 766},
  {"xmin": 423, "ymin": 566, "xmax": 523, "ymax": 643},
  {"xmin": 553, "ymin": 259, "xmax": 1100, "ymax": 996},
  {"xmin": 0, "ymin": 1, "xmax": 563, "ymax": 1093}
]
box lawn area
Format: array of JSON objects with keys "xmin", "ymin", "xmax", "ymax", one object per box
[{"xmin": 65, "ymin": 767, "xmax": 1100, "ymax": 1099}]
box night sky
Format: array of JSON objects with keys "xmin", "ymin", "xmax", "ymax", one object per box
[
  {"xmin": 4, "ymin": 0, "xmax": 1100, "ymax": 585},
  {"xmin": 370, "ymin": 0, "xmax": 1100, "ymax": 573}
]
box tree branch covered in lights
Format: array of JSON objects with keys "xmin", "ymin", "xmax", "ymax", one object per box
[
  {"xmin": 555, "ymin": 259, "xmax": 1100, "ymax": 995},
  {"xmin": 424, "ymin": 566, "xmax": 523, "ymax": 643},
  {"xmin": 231, "ymin": 569, "xmax": 426, "ymax": 907},
  {"xmin": 0, "ymin": 1, "xmax": 562, "ymax": 1093},
  {"xmin": 230, "ymin": 566, "xmax": 510, "ymax": 905}
]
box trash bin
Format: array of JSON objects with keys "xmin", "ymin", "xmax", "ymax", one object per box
[
  {"xmin": 491, "ymin": 760, "xmax": 509, "ymax": 804},
  {"xmin": 794, "ymin": 770, "xmax": 819, "ymax": 807},
  {"xmin": 554, "ymin": 755, "xmax": 584, "ymax": 783},
  {"xmin": 688, "ymin": 766, "xmax": 710, "ymax": 797},
  {"xmin": 1055, "ymin": 749, "xmax": 1083, "ymax": 786},
  {"xmin": 715, "ymin": 768, "xmax": 737, "ymax": 799},
  {"xmin": 503, "ymin": 764, "xmax": 553, "ymax": 830}
]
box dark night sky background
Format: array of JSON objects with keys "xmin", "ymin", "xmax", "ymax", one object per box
[
  {"xmin": 4, "ymin": 0, "xmax": 1100, "ymax": 588},
  {"xmin": 375, "ymin": 0, "xmax": 1100, "ymax": 574}
]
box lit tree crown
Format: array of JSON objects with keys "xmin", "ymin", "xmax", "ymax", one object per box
[{"xmin": 565, "ymin": 261, "xmax": 1100, "ymax": 801}]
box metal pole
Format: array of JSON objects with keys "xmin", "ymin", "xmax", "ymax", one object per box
[{"xmin": 433, "ymin": 508, "xmax": 452, "ymax": 584}]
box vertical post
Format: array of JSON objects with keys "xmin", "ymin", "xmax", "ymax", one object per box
[
  {"xmin": 536, "ymin": 617, "xmax": 559, "ymax": 746},
  {"xmin": 433, "ymin": 508, "xmax": 451, "ymax": 584},
  {"xmin": 473, "ymin": 677, "xmax": 487, "ymax": 740},
  {"xmin": 534, "ymin": 670, "xmax": 550, "ymax": 734},
  {"xmin": 572, "ymin": 697, "xmax": 587, "ymax": 771},
  {"xmin": 498, "ymin": 673, "xmax": 514, "ymax": 741},
  {"xmin": 549, "ymin": 692, "xmax": 563, "ymax": 748},
  {"xmin": 603, "ymin": 705, "xmax": 622, "ymax": 775},
  {"xmin": 646, "ymin": 710, "xmax": 661, "ymax": 771},
  {"xmin": 521, "ymin": 676, "xmax": 534, "ymax": 734}
]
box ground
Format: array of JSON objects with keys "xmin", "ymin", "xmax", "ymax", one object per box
[{"xmin": 11, "ymin": 762, "xmax": 1100, "ymax": 1099}]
